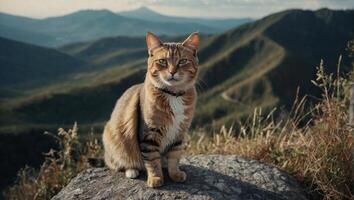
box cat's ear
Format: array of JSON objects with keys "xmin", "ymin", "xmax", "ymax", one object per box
[
  {"xmin": 182, "ymin": 32, "xmax": 199, "ymax": 50},
  {"xmin": 146, "ymin": 32, "xmax": 162, "ymax": 55}
]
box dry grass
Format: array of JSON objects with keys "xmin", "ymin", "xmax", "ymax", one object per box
[
  {"xmin": 4, "ymin": 123, "xmax": 102, "ymax": 200},
  {"xmin": 187, "ymin": 58, "xmax": 353, "ymax": 199}
]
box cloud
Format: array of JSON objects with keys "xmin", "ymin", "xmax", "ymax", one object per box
[
  {"xmin": 131, "ymin": 0, "xmax": 353, "ymax": 8},
  {"xmin": 149, "ymin": 0, "xmax": 353, "ymax": 18}
]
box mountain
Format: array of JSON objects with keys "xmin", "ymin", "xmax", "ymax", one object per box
[
  {"xmin": 1, "ymin": 8, "xmax": 353, "ymax": 131},
  {"xmin": 0, "ymin": 13, "xmax": 57, "ymax": 46},
  {"xmin": 0, "ymin": 37, "xmax": 86, "ymax": 95},
  {"xmin": 0, "ymin": 12, "xmax": 36, "ymax": 28},
  {"xmin": 0, "ymin": 24, "xmax": 56, "ymax": 47},
  {"xmin": 119, "ymin": 6, "xmax": 166, "ymax": 20},
  {"xmin": 119, "ymin": 6, "xmax": 253, "ymax": 30},
  {"xmin": 0, "ymin": 9, "xmax": 250, "ymax": 47},
  {"xmin": 34, "ymin": 10, "xmax": 217, "ymax": 43}
]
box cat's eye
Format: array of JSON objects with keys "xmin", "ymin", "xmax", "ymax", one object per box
[
  {"xmin": 158, "ymin": 59, "xmax": 167, "ymax": 66},
  {"xmin": 178, "ymin": 59, "xmax": 188, "ymax": 66}
]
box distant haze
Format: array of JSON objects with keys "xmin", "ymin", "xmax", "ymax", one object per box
[{"xmin": 0, "ymin": 0, "xmax": 353, "ymax": 19}]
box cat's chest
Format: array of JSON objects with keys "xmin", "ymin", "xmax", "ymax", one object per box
[{"xmin": 160, "ymin": 96, "xmax": 186, "ymax": 152}]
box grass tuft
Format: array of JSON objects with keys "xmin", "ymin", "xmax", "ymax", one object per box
[{"xmin": 4, "ymin": 123, "xmax": 102, "ymax": 200}]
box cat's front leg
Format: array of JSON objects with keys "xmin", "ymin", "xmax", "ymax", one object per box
[
  {"xmin": 140, "ymin": 131, "xmax": 164, "ymax": 187},
  {"xmin": 166, "ymin": 140, "xmax": 187, "ymax": 182}
]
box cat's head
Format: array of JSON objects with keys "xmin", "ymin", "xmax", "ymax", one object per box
[{"xmin": 145, "ymin": 32, "xmax": 199, "ymax": 90}]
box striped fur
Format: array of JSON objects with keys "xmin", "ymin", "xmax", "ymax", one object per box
[{"xmin": 103, "ymin": 32, "xmax": 199, "ymax": 187}]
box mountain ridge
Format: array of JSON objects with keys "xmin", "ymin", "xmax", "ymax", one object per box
[
  {"xmin": 119, "ymin": 6, "xmax": 253, "ymax": 30},
  {"xmin": 0, "ymin": 9, "xmax": 250, "ymax": 47}
]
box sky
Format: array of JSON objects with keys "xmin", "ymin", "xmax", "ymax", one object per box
[{"xmin": 0, "ymin": 0, "xmax": 353, "ymax": 19}]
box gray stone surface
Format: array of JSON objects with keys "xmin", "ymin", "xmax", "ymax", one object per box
[{"xmin": 52, "ymin": 155, "xmax": 308, "ymax": 200}]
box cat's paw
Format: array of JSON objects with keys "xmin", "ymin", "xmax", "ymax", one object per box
[
  {"xmin": 147, "ymin": 176, "xmax": 164, "ymax": 188},
  {"xmin": 169, "ymin": 170, "xmax": 187, "ymax": 182},
  {"xmin": 125, "ymin": 169, "xmax": 139, "ymax": 179}
]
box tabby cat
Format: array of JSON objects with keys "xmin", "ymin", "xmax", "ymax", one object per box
[{"xmin": 102, "ymin": 32, "xmax": 199, "ymax": 187}]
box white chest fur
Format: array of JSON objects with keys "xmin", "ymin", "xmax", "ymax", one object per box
[{"xmin": 160, "ymin": 95, "xmax": 185, "ymax": 152}]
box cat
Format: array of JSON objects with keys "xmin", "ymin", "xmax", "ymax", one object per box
[{"xmin": 102, "ymin": 32, "xmax": 199, "ymax": 187}]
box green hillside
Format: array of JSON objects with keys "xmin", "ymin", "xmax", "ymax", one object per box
[
  {"xmin": 194, "ymin": 8, "xmax": 354, "ymax": 127},
  {"xmin": 0, "ymin": 37, "xmax": 86, "ymax": 93},
  {"xmin": 1, "ymin": 8, "xmax": 352, "ymax": 133}
]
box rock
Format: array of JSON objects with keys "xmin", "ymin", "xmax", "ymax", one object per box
[{"xmin": 52, "ymin": 155, "xmax": 308, "ymax": 200}]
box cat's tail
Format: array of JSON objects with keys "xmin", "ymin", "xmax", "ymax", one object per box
[{"xmin": 102, "ymin": 84, "xmax": 145, "ymax": 171}]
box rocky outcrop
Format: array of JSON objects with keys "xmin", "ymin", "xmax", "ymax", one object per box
[{"xmin": 52, "ymin": 155, "xmax": 308, "ymax": 200}]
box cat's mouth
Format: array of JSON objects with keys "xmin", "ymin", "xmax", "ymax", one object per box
[
  {"xmin": 160, "ymin": 75, "xmax": 183, "ymax": 86},
  {"xmin": 167, "ymin": 77, "xmax": 180, "ymax": 82}
]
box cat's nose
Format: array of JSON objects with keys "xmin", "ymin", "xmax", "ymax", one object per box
[
  {"xmin": 169, "ymin": 71, "xmax": 177, "ymax": 76},
  {"xmin": 168, "ymin": 66, "xmax": 177, "ymax": 75}
]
